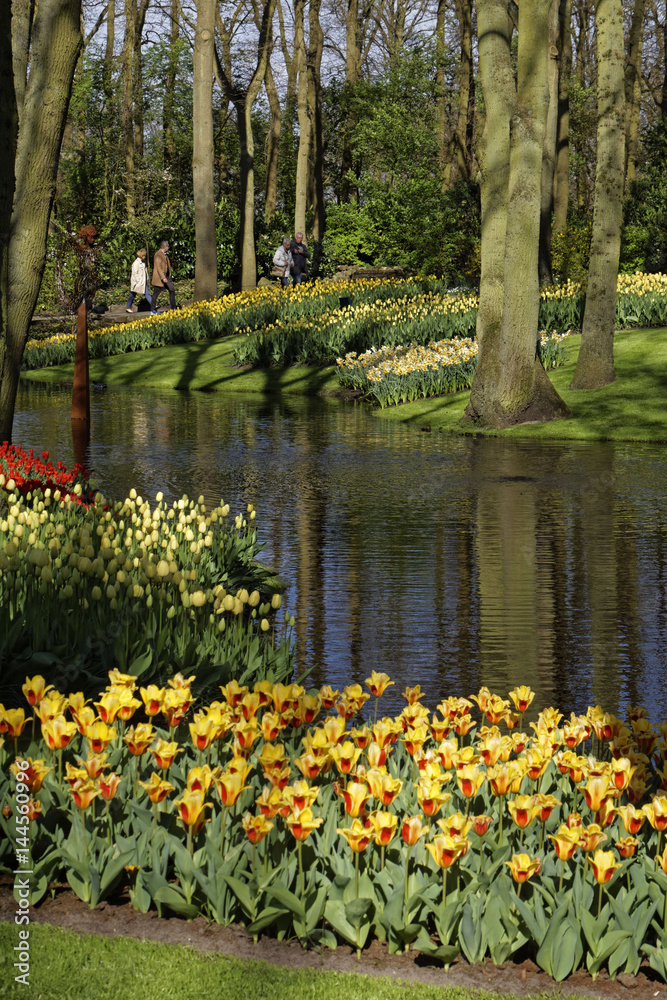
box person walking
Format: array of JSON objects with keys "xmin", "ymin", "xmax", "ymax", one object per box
[
  {"xmin": 290, "ymin": 232, "xmax": 309, "ymax": 286},
  {"xmin": 151, "ymin": 239, "xmax": 176, "ymax": 312},
  {"xmin": 126, "ymin": 249, "xmax": 152, "ymax": 312},
  {"xmin": 272, "ymin": 239, "xmax": 294, "ymax": 288}
]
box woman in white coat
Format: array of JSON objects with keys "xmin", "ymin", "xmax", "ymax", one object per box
[{"xmin": 126, "ymin": 249, "xmax": 152, "ymax": 312}]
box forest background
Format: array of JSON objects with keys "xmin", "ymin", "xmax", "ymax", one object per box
[{"xmin": 36, "ymin": 0, "xmax": 666, "ymax": 299}]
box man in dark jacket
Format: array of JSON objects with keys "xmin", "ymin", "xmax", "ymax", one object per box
[{"xmin": 290, "ymin": 233, "xmax": 309, "ymax": 286}]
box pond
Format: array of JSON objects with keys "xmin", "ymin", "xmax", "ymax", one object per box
[{"xmin": 13, "ymin": 378, "xmax": 667, "ymax": 723}]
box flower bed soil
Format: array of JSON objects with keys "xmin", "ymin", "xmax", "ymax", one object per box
[{"xmin": 1, "ymin": 880, "xmax": 664, "ymax": 1000}]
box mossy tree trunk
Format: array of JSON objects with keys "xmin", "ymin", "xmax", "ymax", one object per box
[
  {"xmin": 2, "ymin": 0, "xmax": 82, "ymax": 443},
  {"xmin": 553, "ymin": 0, "xmax": 572, "ymax": 233},
  {"xmin": 293, "ymin": 0, "xmax": 311, "ymax": 239},
  {"xmin": 465, "ymin": 0, "xmax": 571, "ymax": 428},
  {"xmin": 570, "ymin": 0, "xmax": 625, "ymax": 390},
  {"xmin": 623, "ymin": 0, "xmax": 644, "ymax": 192},
  {"xmin": 193, "ymin": 0, "xmax": 217, "ymax": 301}
]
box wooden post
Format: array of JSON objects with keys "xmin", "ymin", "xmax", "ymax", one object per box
[{"xmin": 71, "ymin": 299, "xmax": 90, "ymax": 422}]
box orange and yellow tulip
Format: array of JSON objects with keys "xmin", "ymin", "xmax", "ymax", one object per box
[
  {"xmin": 42, "ymin": 716, "xmax": 77, "ymax": 750},
  {"xmin": 123, "ymin": 723, "xmax": 156, "ymax": 756},
  {"xmin": 427, "ymin": 834, "xmax": 468, "ymax": 869},
  {"xmin": 84, "ymin": 721, "xmax": 117, "ymax": 755},
  {"xmin": 22, "ymin": 675, "xmax": 53, "ymax": 707},
  {"xmin": 70, "ymin": 779, "xmax": 100, "ymax": 810},
  {"xmin": 507, "ymin": 795, "xmax": 538, "ymax": 830},
  {"xmin": 340, "ymin": 780, "xmax": 369, "ymax": 818},
  {"xmin": 548, "ymin": 825, "xmax": 580, "ymax": 861},
  {"xmin": 150, "ymin": 739, "xmax": 182, "ymax": 770},
  {"xmin": 337, "ymin": 819, "xmax": 373, "ymax": 852},
  {"xmin": 457, "ymin": 763, "xmax": 485, "ymax": 799},
  {"xmin": 505, "ymin": 853, "xmax": 541, "ymax": 884},
  {"xmin": 588, "ymin": 849, "xmax": 622, "ymax": 884},
  {"xmin": 139, "ymin": 773, "xmax": 175, "ymax": 803},
  {"xmin": 214, "ymin": 770, "xmax": 248, "ymax": 807},
  {"xmin": 365, "ymin": 671, "xmax": 394, "ymax": 697},
  {"xmin": 368, "ymin": 810, "xmax": 398, "ymax": 846},
  {"xmin": 644, "ymin": 796, "xmax": 667, "ymax": 831},
  {"xmin": 509, "ymin": 686, "xmax": 534, "ymax": 714},
  {"xmin": 417, "ymin": 778, "xmax": 452, "ymax": 817},
  {"xmin": 140, "ymin": 685, "xmax": 165, "ymax": 717},
  {"xmin": 174, "ymin": 789, "xmax": 212, "ymax": 834},
  {"xmin": 98, "ymin": 772, "xmax": 121, "ymax": 801},
  {"xmin": 242, "ymin": 812, "xmax": 273, "ymax": 844},
  {"xmin": 285, "ymin": 806, "xmax": 323, "ymax": 841},
  {"xmin": 401, "ymin": 814, "xmax": 430, "ymax": 846}
]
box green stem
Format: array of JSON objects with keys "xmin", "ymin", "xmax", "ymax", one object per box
[
  {"xmin": 498, "ymin": 798, "xmax": 504, "ymax": 846},
  {"xmin": 153, "ymin": 799, "xmax": 158, "ymax": 833},
  {"xmin": 404, "ymin": 844, "xmax": 412, "ymax": 922},
  {"xmin": 597, "ymin": 881, "xmax": 603, "ymax": 919},
  {"xmin": 355, "ymin": 849, "xmax": 359, "ymax": 899},
  {"xmin": 479, "ymin": 835, "xmax": 484, "ymax": 874},
  {"xmin": 297, "ymin": 839, "xmax": 304, "ymax": 897},
  {"xmin": 187, "ymin": 825, "xmax": 193, "ymax": 857},
  {"xmin": 220, "ymin": 806, "xmax": 228, "ymax": 857},
  {"xmin": 442, "ymin": 867, "xmax": 447, "ymax": 907},
  {"xmin": 380, "ymin": 844, "xmax": 385, "ymax": 871},
  {"xmin": 559, "ymin": 858, "xmax": 565, "ymax": 893}
]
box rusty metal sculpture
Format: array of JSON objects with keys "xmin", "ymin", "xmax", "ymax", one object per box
[{"xmin": 52, "ymin": 223, "xmax": 104, "ymax": 463}]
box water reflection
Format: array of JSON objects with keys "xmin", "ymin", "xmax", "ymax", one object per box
[{"xmin": 13, "ymin": 379, "xmax": 667, "ymax": 722}]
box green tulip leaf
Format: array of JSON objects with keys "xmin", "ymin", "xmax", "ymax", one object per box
[
  {"xmin": 267, "ymin": 884, "xmax": 307, "ymax": 923},
  {"xmin": 586, "ymin": 930, "xmax": 632, "ymax": 977},
  {"xmin": 153, "ymin": 885, "xmax": 200, "ymax": 919},
  {"xmin": 345, "ymin": 897, "xmax": 373, "ymax": 928},
  {"xmin": 246, "ymin": 905, "xmax": 288, "ymax": 935}
]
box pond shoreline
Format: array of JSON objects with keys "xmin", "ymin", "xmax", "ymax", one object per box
[{"xmin": 18, "ymin": 324, "xmax": 667, "ymax": 443}]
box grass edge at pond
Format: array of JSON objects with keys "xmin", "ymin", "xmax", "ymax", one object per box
[
  {"xmin": 20, "ymin": 327, "xmax": 667, "ymax": 443},
  {"xmin": 0, "ymin": 921, "xmax": 581, "ymax": 1000}
]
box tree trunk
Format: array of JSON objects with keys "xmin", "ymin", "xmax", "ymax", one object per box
[
  {"xmin": 451, "ymin": 0, "xmax": 475, "ymax": 185},
  {"xmin": 307, "ymin": 0, "xmax": 325, "ymax": 244},
  {"xmin": 341, "ymin": 0, "xmax": 361, "ymax": 202},
  {"xmin": 624, "ymin": 0, "xmax": 645, "ymax": 191},
  {"xmin": 2, "ymin": 0, "xmax": 82, "ymax": 443},
  {"xmin": 538, "ymin": 0, "xmax": 560, "ymax": 285},
  {"xmin": 11, "ymin": 0, "xmax": 31, "ymax": 131},
  {"xmin": 570, "ymin": 0, "xmax": 625, "ymax": 390},
  {"xmin": 553, "ymin": 0, "xmax": 572, "ymax": 232},
  {"xmin": 164, "ymin": 0, "xmax": 179, "ymax": 180},
  {"xmin": 465, "ymin": 0, "xmax": 570, "ymax": 428},
  {"xmin": 193, "ymin": 0, "xmax": 217, "ymax": 301},
  {"xmin": 1, "ymin": 3, "xmax": 18, "ymax": 442},
  {"xmin": 464, "ymin": 0, "xmax": 513, "ymax": 423},
  {"xmin": 264, "ymin": 54, "xmax": 282, "ymax": 225},
  {"xmin": 435, "ymin": 0, "xmax": 447, "ymax": 173},
  {"xmin": 293, "ymin": 0, "xmax": 311, "ymax": 239},
  {"xmin": 122, "ymin": 0, "xmax": 136, "ymax": 219}
]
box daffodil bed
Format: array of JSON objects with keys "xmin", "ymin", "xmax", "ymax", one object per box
[
  {"xmin": 0, "ymin": 447, "xmax": 294, "ymax": 697},
  {"xmin": 21, "ymin": 273, "xmax": 667, "ymax": 377},
  {"xmin": 22, "ymin": 277, "xmax": 450, "ymax": 371},
  {"xmin": 334, "ymin": 333, "xmax": 571, "ymax": 408},
  {"xmin": 3, "ymin": 674, "xmax": 667, "ymax": 985}
]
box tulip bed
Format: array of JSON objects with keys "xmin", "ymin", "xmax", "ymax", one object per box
[
  {"xmin": 4, "ymin": 676, "xmax": 667, "ymax": 984},
  {"xmin": 335, "ymin": 332, "xmax": 572, "ymax": 408},
  {"xmin": 0, "ymin": 449, "xmax": 294, "ymax": 697}
]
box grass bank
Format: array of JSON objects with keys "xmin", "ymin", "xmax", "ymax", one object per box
[
  {"xmin": 21, "ymin": 327, "xmax": 667, "ymax": 442},
  {"xmin": 0, "ymin": 922, "xmax": 533, "ymax": 1000},
  {"xmin": 20, "ymin": 332, "xmax": 340, "ymax": 397}
]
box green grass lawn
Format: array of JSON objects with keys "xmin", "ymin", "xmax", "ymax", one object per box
[
  {"xmin": 0, "ymin": 921, "xmax": 574, "ymax": 1000},
  {"xmin": 20, "ymin": 327, "xmax": 667, "ymax": 442}
]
